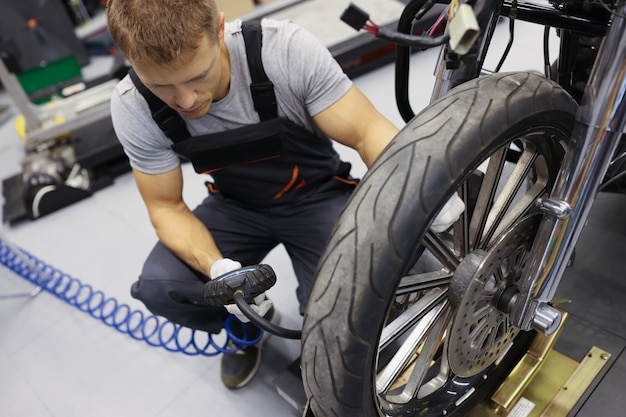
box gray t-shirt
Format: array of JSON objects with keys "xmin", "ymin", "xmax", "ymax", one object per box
[{"xmin": 110, "ymin": 18, "xmax": 353, "ymax": 175}]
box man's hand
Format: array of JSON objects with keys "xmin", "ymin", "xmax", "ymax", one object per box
[
  {"xmin": 431, "ymin": 193, "xmax": 465, "ymax": 233},
  {"xmin": 226, "ymin": 295, "xmax": 273, "ymax": 323},
  {"xmin": 210, "ymin": 258, "xmax": 242, "ymax": 279}
]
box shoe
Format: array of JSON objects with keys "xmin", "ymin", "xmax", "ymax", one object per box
[{"xmin": 220, "ymin": 305, "xmax": 280, "ymax": 389}]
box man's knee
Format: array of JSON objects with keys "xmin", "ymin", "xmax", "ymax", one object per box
[
  {"xmin": 130, "ymin": 277, "xmax": 228, "ymax": 334},
  {"xmin": 130, "ymin": 278, "xmax": 176, "ymax": 316}
]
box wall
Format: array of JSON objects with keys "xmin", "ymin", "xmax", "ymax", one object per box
[{"xmin": 215, "ymin": 0, "xmax": 256, "ymax": 21}]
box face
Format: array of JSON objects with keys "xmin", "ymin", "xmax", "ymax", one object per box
[{"xmin": 132, "ymin": 19, "xmax": 228, "ymax": 120}]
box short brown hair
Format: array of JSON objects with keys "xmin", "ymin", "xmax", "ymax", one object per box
[{"xmin": 107, "ymin": 0, "xmax": 219, "ymax": 65}]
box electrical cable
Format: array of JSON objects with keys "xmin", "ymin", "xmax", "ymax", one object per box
[
  {"xmin": 494, "ymin": 0, "xmax": 518, "ymax": 73},
  {"xmin": 349, "ymin": 4, "xmax": 449, "ymax": 48},
  {"xmin": 0, "ymin": 237, "xmax": 261, "ymax": 356}
]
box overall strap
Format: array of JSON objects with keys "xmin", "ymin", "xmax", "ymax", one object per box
[
  {"xmin": 128, "ymin": 68, "xmax": 191, "ymax": 143},
  {"xmin": 241, "ymin": 21, "xmax": 278, "ymax": 121}
]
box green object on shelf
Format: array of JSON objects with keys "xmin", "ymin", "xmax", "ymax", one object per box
[{"xmin": 16, "ymin": 55, "xmax": 83, "ymax": 104}]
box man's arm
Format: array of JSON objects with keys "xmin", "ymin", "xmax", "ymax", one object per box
[
  {"xmin": 133, "ymin": 166, "xmax": 222, "ymax": 278},
  {"xmin": 313, "ymin": 85, "xmax": 399, "ymax": 167}
]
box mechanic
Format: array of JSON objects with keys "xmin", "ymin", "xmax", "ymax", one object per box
[{"xmin": 106, "ymin": 0, "xmax": 463, "ymax": 389}]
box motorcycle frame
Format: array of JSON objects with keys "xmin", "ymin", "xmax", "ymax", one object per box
[{"xmin": 423, "ymin": 0, "xmax": 626, "ymax": 332}]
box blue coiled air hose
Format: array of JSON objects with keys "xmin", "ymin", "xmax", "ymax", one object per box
[{"xmin": 0, "ymin": 237, "xmax": 261, "ymax": 356}]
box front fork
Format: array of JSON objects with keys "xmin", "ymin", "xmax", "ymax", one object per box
[{"xmin": 512, "ymin": 1, "xmax": 626, "ymax": 333}]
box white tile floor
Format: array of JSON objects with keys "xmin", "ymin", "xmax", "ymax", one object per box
[{"xmin": 0, "ymin": 8, "xmax": 553, "ymax": 417}]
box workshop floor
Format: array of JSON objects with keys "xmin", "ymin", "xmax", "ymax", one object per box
[{"xmin": 1, "ymin": 8, "xmax": 624, "ymax": 417}]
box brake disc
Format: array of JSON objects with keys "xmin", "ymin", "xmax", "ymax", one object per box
[{"xmin": 447, "ymin": 216, "xmax": 539, "ymax": 377}]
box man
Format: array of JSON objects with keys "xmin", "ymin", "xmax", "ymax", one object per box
[{"xmin": 106, "ymin": 0, "xmax": 461, "ymax": 389}]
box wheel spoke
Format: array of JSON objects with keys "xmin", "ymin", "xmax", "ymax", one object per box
[
  {"xmin": 380, "ymin": 288, "xmax": 447, "ymax": 350},
  {"xmin": 424, "ymin": 231, "xmax": 460, "ymax": 271},
  {"xmin": 396, "ymin": 304, "xmax": 452, "ymax": 403},
  {"xmin": 470, "ymin": 318, "xmax": 490, "ymax": 349},
  {"xmin": 396, "ymin": 270, "xmax": 452, "ymax": 295},
  {"xmin": 469, "ymin": 147, "xmax": 508, "ymax": 250},
  {"xmin": 481, "ymin": 142, "xmax": 539, "ymax": 246},
  {"xmin": 494, "ymin": 264, "xmax": 506, "ymax": 285},
  {"xmin": 490, "ymin": 156, "xmax": 550, "ymax": 242},
  {"xmin": 376, "ymin": 300, "xmax": 448, "ymax": 397},
  {"xmin": 415, "ymin": 320, "xmax": 453, "ymax": 398},
  {"xmin": 454, "ymin": 182, "xmax": 472, "ymax": 257}
]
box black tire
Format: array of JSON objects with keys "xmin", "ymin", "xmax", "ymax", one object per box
[{"xmin": 301, "ymin": 72, "xmax": 578, "ymax": 417}]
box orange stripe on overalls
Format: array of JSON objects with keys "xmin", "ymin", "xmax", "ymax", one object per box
[{"xmin": 274, "ymin": 165, "xmax": 302, "ymax": 199}]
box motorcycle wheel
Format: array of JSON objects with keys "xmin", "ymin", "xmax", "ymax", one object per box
[{"xmin": 301, "ymin": 72, "xmax": 578, "ymax": 417}]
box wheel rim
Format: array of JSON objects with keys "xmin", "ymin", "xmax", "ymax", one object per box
[{"xmin": 373, "ymin": 133, "xmax": 563, "ymax": 414}]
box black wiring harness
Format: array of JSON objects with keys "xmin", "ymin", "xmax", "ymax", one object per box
[{"xmin": 340, "ymin": 2, "xmax": 450, "ymax": 48}]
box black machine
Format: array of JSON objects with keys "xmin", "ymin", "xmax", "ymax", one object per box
[{"xmin": 0, "ymin": 0, "xmax": 130, "ymax": 224}]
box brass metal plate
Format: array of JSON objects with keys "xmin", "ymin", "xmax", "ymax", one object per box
[
  {"xmin": 538, "ymin": 346, "xmax": 611, "ymax": 417},
  {"xmin": 490, "ymin": 324, "xmax": 567, "ymax": 412},
  {"xmin": 467, "ymin": 346, "xmax": 611, "ymax": 417}
]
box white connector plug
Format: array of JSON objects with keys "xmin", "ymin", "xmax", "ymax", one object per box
[{"xmin": 448, "ymin": 4, "xmax": 480, "ymax": 55}]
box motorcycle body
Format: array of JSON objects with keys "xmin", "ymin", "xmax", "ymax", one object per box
[{"xmin": 301, "ymin": 0, "xmax": 626, "ymax": 416}]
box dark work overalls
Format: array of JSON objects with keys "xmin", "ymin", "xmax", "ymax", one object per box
[{"xmin": 127, "ymin": 22, "xmax": 358, "ymax": 334}]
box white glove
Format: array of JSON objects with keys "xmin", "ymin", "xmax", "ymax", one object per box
[
  {"xmin": 430, "ymin": 193, "xmax": 465, "ymax": 233},
  {"xmin": 210, "ymin": 258, "xmax": 272, "ymax": 323},
  {"xmin": 226, "ymin": 294, "xmax": 273, "ymax": 323}
]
